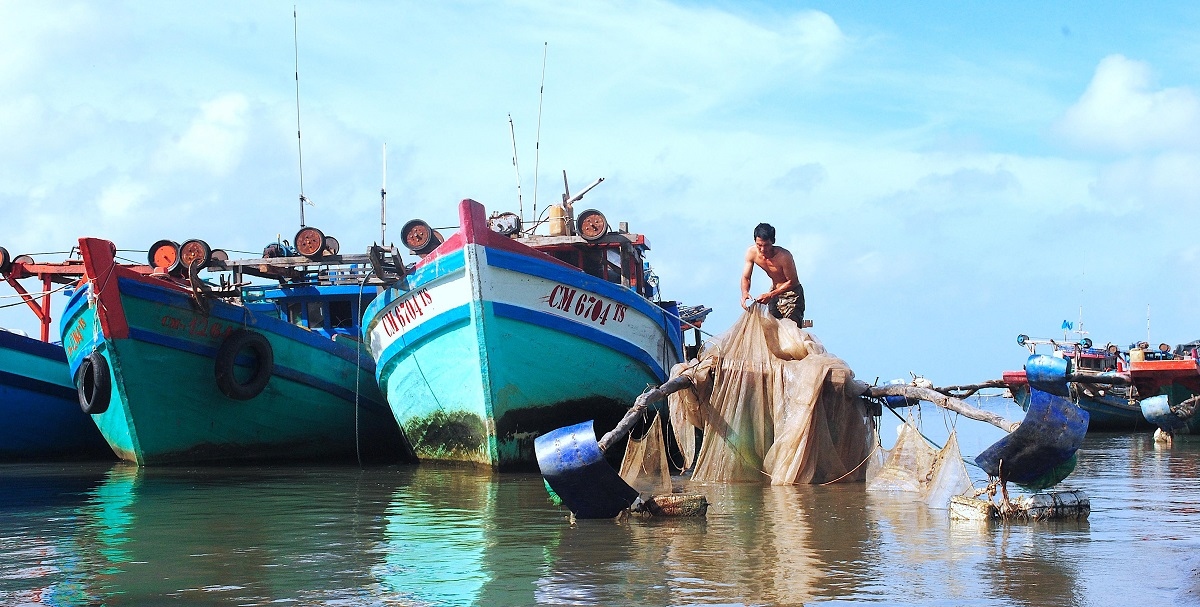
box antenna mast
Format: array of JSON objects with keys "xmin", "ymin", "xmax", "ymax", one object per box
[
  {"xmin": 381, "ymin": 143, "xmax": 387, "ymax": 244},
  {"xmin": 293, "ymin": 7, "xmax": 309, "ymax": 227},
  {"xmin": 508, "ymin": 114, "xmax": 524, "ymax": 221},
  {"xmin": 532, "ymin": 42, "xmax": 547, "ymax": 223}
]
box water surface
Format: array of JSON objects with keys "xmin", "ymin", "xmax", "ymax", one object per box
[{"xmin": 2, "ymin": 405, "xmax": 1197, "ymax": 606}]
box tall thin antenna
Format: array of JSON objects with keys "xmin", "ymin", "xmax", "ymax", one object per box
[
  {"xmin": 381, "ymin": 143, "xmax": 387, "ymax": 244},
  {"xmin": 506, "ymin": 113, "xmax": 525, "ymax": 220},
  {"xmin": 293, "ymin": 7, "xmax": 309, "ymax": 227},
  {"xmin": 508, "ymin": 114, "xmax": 524, "ymax": 221},
  {"xmin": 532, "ymin": 42, "xmax": 547, "ymax": 222},
  {"xmin": 1147, "ymin": 304, "xmax": 1151, "ymax": 342}
]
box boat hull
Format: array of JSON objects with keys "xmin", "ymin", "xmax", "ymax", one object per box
[
  {"xmin": 0, "ymin": 330, "xmax": 113, "ymax": 461},
  {"xmin": 1129, "ymin": 359, "xmax": 1200, "ymax": 434},
  {"xmin": 365, "ymin": 200, "xmax": 682, "ymax": 469},
  {"xmin": 1011, "ymin": 383, "xmax": 1149, "ymax": 432},
  {"xmin": 63, "ymin": 244, "xmax": 408, "ymax": 465}
]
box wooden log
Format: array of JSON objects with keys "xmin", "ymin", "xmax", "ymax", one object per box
[
  {"xmin": 598, "ymin": 374, "xmax": 695, "ymax": 453},
  {"xmin": 866, "ymin": 384, "xmax": 1021, "ymax": 433},
  {"xmin": 633, "ymin": 493, "xmax": 710, "ymax": 517},
  {"xmin": 935, "ymin": 379, "xmax": 1008, "ymax": 399}
]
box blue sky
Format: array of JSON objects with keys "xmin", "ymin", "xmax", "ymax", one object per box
[{"xmin": 2, "ymin": 1, "xmax": 1199, "ymax": 385}]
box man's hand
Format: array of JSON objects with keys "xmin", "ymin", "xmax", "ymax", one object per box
[
  {"xmin": 755, "ymin": 292, "xmax": 774, "ymax": 305},
  {"xmin": 741, "ymin": 293, "xmax": 752, "ymax": 310}
]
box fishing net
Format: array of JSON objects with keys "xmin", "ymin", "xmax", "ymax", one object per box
[
  {"xmin": 659, "ymin": 306, "xmax": 875, "ymax": 485},
  {"xmin": 865, "ymin": 422, "xmax": 973, "ymax": 509},
  {"xmin": 619, "ymin": 414, "xmax": 673, "ymax": 496}
]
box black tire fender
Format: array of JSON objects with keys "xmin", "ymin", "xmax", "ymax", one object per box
[
  {"xmin": 214, "ymin": 329, "xmax": 274, "ymax": 400},
  {"xmin": 77, "ymin": 351, "xmax": 112, "ymax": 415}
]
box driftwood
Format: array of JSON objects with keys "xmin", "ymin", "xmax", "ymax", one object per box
[
  {"xmin": 934, "ymin": 379, "xmax": 1009, "ymax": 399},
  {"xmin": 866, "ymin": 384, "xmax": 1021, "ymax": 433},
  {"xmin": 600, "ymin": 368, "xmax": 1023, "ymax": 451},
  {"xmin": 597, "ymin": 374, "xmax": 695, "ymax": 453}
]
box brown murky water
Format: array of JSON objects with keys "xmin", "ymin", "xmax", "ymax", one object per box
[{"xmin": 2, "ymin": 403, "xmax": 1198, "ymax": 606}]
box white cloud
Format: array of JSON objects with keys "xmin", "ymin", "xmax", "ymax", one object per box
[
  {"xmin": 1056, "ymin": 54, "xmax": 1200, "ymax": 153},
  {"xmin": 154, "ymin": 93, "xmax": 250, "ymax": 176},
  {"xmin": 0, "ymin": 2, "xmax": 96, "ymax": 85},
  {"xmin": 95, "ymin": 178, "xmax": 150, "ymax": 219},
  {"xmin": 1089, "ymin": 152, "xmax": 1200, "ymax": 207}
]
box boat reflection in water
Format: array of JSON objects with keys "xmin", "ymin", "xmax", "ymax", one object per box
[
  {"xmin": 2, "ymin": 429, "xmax": 1195, "ymax": 605},
  {"xmin": 65, "ymin": 464, "xmax": 403, "ymax": 604},
  {"xmin": 374, "ymin": 467, "xmax": 555, "ymax": 606}
]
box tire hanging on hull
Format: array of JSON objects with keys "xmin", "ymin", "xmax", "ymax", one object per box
[
  {"xmin": 77, "ymin": 351, "xmax": 112, "ymax": 415},
  {"xmin": 215, "ymin": 329, "xmax": 274, "ymax": 400}
]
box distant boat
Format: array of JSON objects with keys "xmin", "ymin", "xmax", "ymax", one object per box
[
  {"xmin": 362, "ymin": 198, "xmax": 688, "ymax": 469},
  {"xmin": 62, "ymin": 236, "xmax": 410, "ymax": 465},
  {"xmin": 1128, "ymin": 340, "xmax": 1200, "ymax": 435},
  {"xmin": 0, "ymin": 252, "xmax": 113, "ymax": 461},
  {"xmin": 1005, "ymin": 334, "xmax": 1150, "ymax": 432}
]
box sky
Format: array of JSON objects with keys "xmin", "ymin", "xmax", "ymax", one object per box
[{"xmin": 2, "ymin": 1, "xmax": 1199, "ymax": 386}]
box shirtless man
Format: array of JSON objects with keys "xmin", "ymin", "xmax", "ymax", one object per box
[{"xmin": 740, "ymin": 223, "xmax": 804, "ymax": 326}]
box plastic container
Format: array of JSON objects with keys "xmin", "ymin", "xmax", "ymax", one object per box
[{"xmin": 548, "ymin": 205, "xmax": 568, "ymax": 236}]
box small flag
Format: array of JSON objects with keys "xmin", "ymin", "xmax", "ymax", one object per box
[{"xmin": 1062, "ymin": 320, "xmax": 1073, "ymax": 331}]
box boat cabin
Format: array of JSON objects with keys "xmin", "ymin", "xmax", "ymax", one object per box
[
  {"xmin": 518, "ymin": 231, "xmax": 658, "ymax": 300},
  {"xmin": 217, "ymin": 252, "xmax": 382, "ymax": 342},
  {"xmin": 243, "ymin": 284, "xmax": 377, "ymax": 341},
  {"xmin": 1017, "ymin": 334, "xmax": 1125, "ymax": 373}
]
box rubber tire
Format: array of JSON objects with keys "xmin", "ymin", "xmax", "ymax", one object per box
[
  {"xmin": 214, "ymin": 330, "xmax": 274, "ymax": 400},
  {"xmin": 77, "ymin": 352, "xmax": 112, "ymax": 415}
]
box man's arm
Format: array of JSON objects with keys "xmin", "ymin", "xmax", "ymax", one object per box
[{"xmin": 740, "ymin": 249, "xmax": 755, "ymax": 309}]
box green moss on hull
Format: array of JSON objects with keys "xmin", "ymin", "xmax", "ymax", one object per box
[{"xmin": 406, "ymin": 410, "xmax": 488, "ymax": 463}]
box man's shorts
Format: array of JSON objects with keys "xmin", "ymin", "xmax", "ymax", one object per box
[{"xmin": 769, "ymin": 286, "xmax": 805, "ymax": 327}]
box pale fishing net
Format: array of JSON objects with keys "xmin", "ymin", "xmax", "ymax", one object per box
[
  {"xmin": 865, "ymin": 421, "xmax": 973, "ymax": 509},
  {"xmin": 658, "ymin": 306, "xmax": 875, "ymax": 485},
  {"xmin": 619, "ymin": 414, "xmax": 673, "ymax": 496}
]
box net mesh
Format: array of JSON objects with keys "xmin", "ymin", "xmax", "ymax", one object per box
[
  {"xmin": 619, "ymin": 413, "xmax": 673, "ymax": 495},
  {"xmin": 658, "ymin": 306, "xmax": 875, "ymax": 485},
  {"xmin": 865, "ymin": 422, "xmax": 974, "ymax": 509}
]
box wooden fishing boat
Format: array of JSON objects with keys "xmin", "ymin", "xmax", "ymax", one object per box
[
  {"xmin": 61, "ymin": 236, "xmax": 410, "ymax": 465},
  {"xmin": 362, "ymin": 198, "xmax": 687, "ymax": 469},
  {"xmin": 0, "ymin": 252, "xmax": 113, "ymax": 460},
  {"xmin": 1006, "ymin": 334, "xmax": 1149, "ymax": 432},
  {"xmin": 1127, "ymin": 340, "xmax": 1200, "ymax": 435}
]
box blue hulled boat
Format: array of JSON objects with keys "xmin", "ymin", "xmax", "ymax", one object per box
[
  {"xmin": 1007, "ymin": 334, "xmax": 1150, "ymax": 432},
  {"xmin": 61, "ymin": 236, "xmax": 409, "ymax": 465},
  {"xmin": 363, "ymin": 198, "xmax": 687, "ymax": 469},
  {"xmin": 0, "ymin": 251, "xmax": 113, "ymax": 461}
]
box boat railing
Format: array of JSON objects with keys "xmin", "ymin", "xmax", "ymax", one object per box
[{"xmin": 213, "ymin": 254, "xmax": 384, "ymax": 287}]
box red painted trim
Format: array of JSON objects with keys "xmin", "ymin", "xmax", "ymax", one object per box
[
  {"xmin": 1129, "ymin": 359, "xmax": 1200, "ymax": 394},
  {"xmin": 4, "ymin": 276, "xmax": 49, "ymax": 338},
  {"xmin": 411, "ymin": 199, "xmax": 577, "ymax": 272},
  {"xmin": 40, "ymin": 275, "xmax": 52, "ymax": 342},
  {"xmin": 78, "ymin": 238, "xmax": 134, "ymax": 340},
  {"xmin": 1002, "ymin": 370, "xmax": 1028, "ymax": 386}
]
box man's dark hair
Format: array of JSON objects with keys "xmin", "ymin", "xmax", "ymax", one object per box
[{"xmin": 753, "ymin": 223, "xmax": 775, "ymax": 243}]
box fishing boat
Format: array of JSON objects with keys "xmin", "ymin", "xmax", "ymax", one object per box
[
  {"xmin": 0, "ymin": 251, "xmax": 113, "ymax": 461},
  {"xmin": 1004, "ymin": 334, "xmax": 1150, "ymax": 431},
  {"xmin": 1128, "ymin": 340, "xmax": 1200, "ymax": 436},
  {"xmin": 362, "ymin": 195, "xmax": 687, "ymax": 469},
  {"xmin": 61, "ymin": 235, "xmax": 410, "ymax": 465}
]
